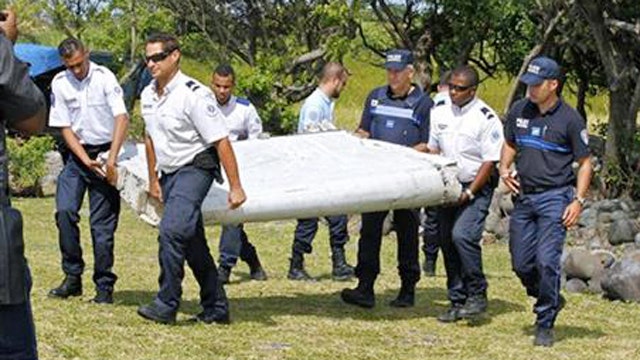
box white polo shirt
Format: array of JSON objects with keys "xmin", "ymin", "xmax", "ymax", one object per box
[
  {"xmin": 49, "ymin": 61, "xmax": 127, "ymax": 145},
  {"xmin": 215, "ymin": 95, "xmax": 262, "ymax": 142},
  {"xmin": 428, "ymin": 97, "xmax": 504, "ymax": 183},
  {"xmin": 141, "ymin": 71, "xmax": 229, "ymax": 174}
]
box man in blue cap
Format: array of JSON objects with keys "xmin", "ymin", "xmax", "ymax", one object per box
[
  {"xmin": 341, "ymin": 49, "xmax": 432, "ymax": 308},
  {"xmin": 499, "ymin": 56, "xmax": 592, "ymax": 347}
]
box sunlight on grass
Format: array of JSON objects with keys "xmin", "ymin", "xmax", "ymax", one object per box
[{"xmin": 14, "ymin": 197, "xmax": 640, "ymax": 360}]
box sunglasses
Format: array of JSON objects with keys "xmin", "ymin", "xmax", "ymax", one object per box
[
  {"xmin": 144, "ymin": 49, "xmax": 175, "ymax": 64},
  {"xmin": 448, "ymin": 83, "xmax": 475, "ymax": 92}
]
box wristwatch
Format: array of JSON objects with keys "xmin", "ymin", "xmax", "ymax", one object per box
[
  {"xmin": 464, "ymin": 188, "xmax": 475, "ymax": 201},
  {"xmin": 574, "ymin": 196, "xmax": 586, "ymax": 206}
]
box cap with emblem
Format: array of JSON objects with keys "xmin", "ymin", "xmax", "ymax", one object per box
[
  {"xmin": 520, "ymin": 56, "xmax": 561, "ymax": 86},
  {"xmin": 384, "ymin": 49, "xmax": 414, "ymax": 70}
]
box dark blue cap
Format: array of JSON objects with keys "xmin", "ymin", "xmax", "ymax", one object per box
[
  {"xmin": 520, "ymin": 56, "xmax": 561, "ymax": 85},
  {"xmin": 384, "ymin": 49, "xmax": 414, "ymax": 70}
]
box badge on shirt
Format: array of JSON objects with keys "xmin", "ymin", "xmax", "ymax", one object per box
[
  {"xmin": 531, "ymin": 126, "xmax": 541, "ymax": 137},
  {"xmin": 385, "ymin": 120, "xmax": 395, "ymax": 129},
  {"xmin": 516, "ymin": 117, "xmax": 529, "ymax": 128},
  {"xmin": 114, "ymin": 86, "xmax": 122, "ymax": 94},
  {"xmin": 580, "ymin": 129, "xmax": 589, "ymax": 145},
  {"xmin": 371, "ymin": 99, "xmax": 379, "ymax": 107},
  {"xmin": 207, "ymin": 104, "xmax": 217, "ymax": 116},
  {"xmin": 491, "ymin": 129, "xmax": 501, "ymax": 142}
]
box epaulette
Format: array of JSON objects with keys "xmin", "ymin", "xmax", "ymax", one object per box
[
  {"xmin": 52, "ymin": 71, "xmax": 66, "ymax": 81},
  {"xmin": 236, "ymin": 97, "xmax": 251, "ymax": 106},
  {"xmin": 185, "ymin": 80, "xmax": 201, "ymax": 92},
  {"xmin": 480, "ymin": 106, "xmax": 496, "ymax": 120},
  {"xmin": 434, "ymin": 99, "xmax": 446, "ymax": 107}
]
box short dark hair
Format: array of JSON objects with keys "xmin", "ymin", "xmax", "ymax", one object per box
[
  {"xmin": 451, "ymin": 65, "xmax": 479, "ymax": 88},
  {"xmin": 145, "ymin": 33, "xmax": 180, "ymax": 53},
  {"xmin": 214, "ymin": 64, "xmax": 235, "ymax": 81},
  {"xmin": 319, "ymin": 62, "xmax": 347, "ymax": 84},
  {"xmin": 58, "ymin": 38, "xmax": 84, "ymax": 58}
]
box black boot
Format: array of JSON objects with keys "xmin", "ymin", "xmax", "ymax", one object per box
[
  {"xmin": 287, "ymin": 252, "xmax": 313, "ymax": 281},
  {"xmin": 218, "ymin": 265, "xmax": 231, "ymax": 285},
  {"xmin": 422, "ymin": 257, "xmax": 436, "ymax": 277},
  {"xmin": 533, "ymin": 326, "xmax": 554, "ymax": 347},
  {"xmin": 458, "ymin": 294, "xmax": 488, "ymax": 318},
  {"xmin": 48, "ymin": 275, "xmax": 82, "ymax": 299},
  {"xmin": 389, "ymin": 284, "xmax": 415, "ymax": 308},
  {"xmin": 341, "ymin": 281, "xmax": 375, "ymax": 308},
  {"xmin": 331, "ymin": 247, "xmax": 354, "ymax": 281},
  {"xmin": 247, "ymin": 256, "xmax": 268, "ymax": 281}
]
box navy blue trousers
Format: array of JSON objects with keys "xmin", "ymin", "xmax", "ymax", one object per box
[
  {"xmin": 292, "ymin": 215, "xmax": 349, "ymax": 255},
  {"xmin": 422, "ymin": 208, "xmax": 440, "ymax": 262},
  {"xmin": 510, "ymin": 186, "xmax": 572, "ymax": 329},
  {"xmin": 218, "ymin": 223, "xmax": 259, "ymax": 269},
  {"xmin": 355, "ymin": 209, "xmax": 420, "ymax": 286},
  {"xmin": 154, "ymin": 165, "xmax": 227, "ymax": 315},
  {"xmin": 437, "ymin": 184, "xmax": 493, "ymax": 305},
  {"xmin": 0, "ymin": 268, "xmax": 37, "ymax": 360},
  {"xmin": 55, "ymin": 150, "xmax": 119, "ymax": 291}
]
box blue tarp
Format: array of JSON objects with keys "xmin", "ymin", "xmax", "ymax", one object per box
[{"xmin": 14, "ymin": 43, "xmax": 63, "ymax": 77}]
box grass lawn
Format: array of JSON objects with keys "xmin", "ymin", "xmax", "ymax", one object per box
[{"xmin": 14, "ymin": 197, "xmax": 640, "ymax": 360}]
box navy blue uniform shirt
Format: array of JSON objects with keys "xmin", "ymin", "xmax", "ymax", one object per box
[
  {"xmin": 505, "ymin": 98, "xmax": 590, "ymax": 189},
  {"xmin": 359, "ymin": 85, "xmax": 431, "ymax": 146}
]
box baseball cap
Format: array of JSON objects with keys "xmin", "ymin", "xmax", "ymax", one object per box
[
  {"xmin": 520, "ymin": 56, "xmax": 561, "ymax": 85},
  {"xmin": 384, "ymin": 49, "xmax": 413, "ymax": 70}
]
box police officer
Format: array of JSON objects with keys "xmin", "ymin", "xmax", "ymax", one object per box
[
  {"xmin": 137, "ymin": 33, "xmax": 246, "ymax": 325},
  {"xmin": 341, "ymin": 49, "xmax": 432, "ymax": 308},
  {"xmin": 421, "ymin": 70, "xmax": 451, "ymax": 277},
  {"xmin": 288, "ymin": 62, "xmax": 354, "ymax": 282},
  {"xmin": 428, "ymin": 65, "xmax": 504, "ymax": 322},
  {"xmin": 48, "ymin": 37, "xmax": 129, "ymax": 304},
  {"xmin": 210, "ymin": 63, "xmax": 267, "ymax": 284},
  {"xmin": 500, "ymin": 56, "xmax": 592, "ymax": 347},
  {"xmin": 0, "ymin": 9, "xmax": 46, "ymax": 359}
]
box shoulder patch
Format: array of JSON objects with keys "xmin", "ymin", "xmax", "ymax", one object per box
[
  {"xmin": 185, "ymin": 80, "xmax": 201, "ymax": 92},
  {"xmin": 480, "ymin": 106, "xmax": 496, "ymax": 120},
  {"xmin": 236, "ymin": 97, "xmax": 251, "ymax": 106}
]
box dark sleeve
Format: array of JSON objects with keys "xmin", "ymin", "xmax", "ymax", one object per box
[
  {"xmin": 504, "ymin": 103, "xmax": 518, "ymax": 145},
  {"xmin": 0, "ymin": 35, "xmax": 46, "ymax": 126},
  {"xmin": 415, "ymin": 95, "xmax": 433, "ymax": 142},
  {"xmin": 566, "ymin": 110, "xmax": 590, "ymax": 160},
  {"xmin": 358, "ymin": 91, "xmax": 375, "ymax": 132}
]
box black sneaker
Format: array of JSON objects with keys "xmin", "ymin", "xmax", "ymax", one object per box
[
  {"xmin": 331, "ymin": 263, "xmax": 355, "ymax": 281},
  {"xmin": 437, "ymin": 304, "xmax": 464, "ymax": 323},
  {"xmin": 250, "ymin": 266, "xmax": 268, "ymax": 281},
  {"xmin": 458, "ymin": 295, "xmax": 487, "ymax": 318},
  {"xmin": 91, "ymin": 290, "xmax": 113, "ymax": 304},
  {"xmin": 137, "ymin": 303, "xmax": 176, "ymax": 325},
  {"xmin": 287, "ymin": 267, "xmax": 314, "ymax": 281},
  {"xmin": 218, "ymin": 266, "xmax": 231, "ymax": 285},
  {"xmin": 341, "ymin": 287, "xmax": 375, "ymax": 308},
  {"xmin": 189, "ymin": 311, "xmax": 231, "ymax": 325},
  {"xmin": 533, "ymin": 326, "xmax": 554, "ymax": 347}
]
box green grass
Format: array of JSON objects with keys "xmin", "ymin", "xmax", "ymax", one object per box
[{"xmin": 15, "ymin": 197, "xmax": 640, "ymax": 360}]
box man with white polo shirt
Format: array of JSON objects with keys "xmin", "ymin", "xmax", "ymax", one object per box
[
  {"xmin": 48, "ymin": 37, "xmax": 129, "ymax": 304},
  {"xmin": 428, "ymin": 65, "xmax": 503, "ymax": 322},
  {"xmin": 210, "ymin": 63, "xmax": 267, "ymax": 284},
  {"xmin": 137, "ymin": 33, "xmax": 246, "ymax": 325}
]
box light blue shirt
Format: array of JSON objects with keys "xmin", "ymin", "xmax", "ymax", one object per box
[{"xmin": 297, "ymin": 88, "xmax": 335, "ymax": 133}]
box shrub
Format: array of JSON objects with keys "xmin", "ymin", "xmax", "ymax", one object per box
[{"xmin": 6, "ymin": 135, "xmax": 56, "ymax": 196}]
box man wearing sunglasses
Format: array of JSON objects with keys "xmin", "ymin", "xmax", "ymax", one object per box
[
  {"xmin": 137, "ymin": 33, "xmax": 246, "ymax": 325},
  {"xmin": 341, "ymin": 49, "xmax": 432, "ymax": 308},
  {"xmin": 48, "ymin": 37, "xmax": 129, "ymax": 305},
  {"xmin": 427, "ymin": 65, "xmax": 503, "ymax": 323},
  {"xmin": 500, "ymin": 56, "xmax": 591, "ymax": 347},
  {"xmin": 210, "ymin": 63, "xmax": 267, "ymax": 285}
]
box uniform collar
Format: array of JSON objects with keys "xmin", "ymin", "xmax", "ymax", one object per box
[
  {"xmin": 216, "ymin": 94, "xmax": 236, "ymax": 109},
  {"xmin": 152, "ymin": 70, "xmax": 184, "ymax": 97},
  {"xmin": 451, "ymin": 96, "xmax": 478, "ymax": 115},
  {"xmin": 386, "ymin": 83, "xmax": 419, "ymax": 100},
  {"xmin": 315, "ymin": 87, "xmax": 333, "ymax": 105},
  {"xmin": 525, "ymin": 97, "xmax": 563, "ymax": 116},
  {"xmin": 67, "ymin": 61, "xmax": 97, "ymax": 84}
]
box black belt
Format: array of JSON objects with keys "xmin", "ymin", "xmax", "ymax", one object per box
[{"xmin": 520, "ymin": 184, "xmax": 565, "ymax": 194}]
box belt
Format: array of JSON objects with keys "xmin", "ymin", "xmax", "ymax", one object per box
[{"xmin": 520, "ymin": 184, "xmax": 565, "ymax": 194}]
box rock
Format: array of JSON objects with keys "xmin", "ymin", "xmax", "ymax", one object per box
[
  {"xmin": 634, "ymin": 233, "xmax": 640, "ymax": 248},
  {"xmin": 565, "ymin": 278, "xmax": 588, "ymax": 293},
  {"xmin": 563, "ymin": 248, "xmax": 602, "ymax": 280},
  {"xmin": 592, "ymin": 249, "xmax": 616, "ymax": 269},
  {"xmin": 578, "ymin": 207, "xmax": 598, "ymax": 228},
  {"xmin": 620, "ymin": 201, "xmax": 632, "ymax": 213},
  {"xmin": 588, "ymin": 268, "xmax": 605, "ymax": 293},
  {"xmin": 608, "ymin": 219, "xmax": 640, "ymax": 246},
  {"xmin": 601, "ymin": 250, "xmax": 640, "ymax": 302},
  {"xmin": 598, "ymin": 212, "xmax": 613, "ymax": 224},
  {"xmin": 38, "ymin": 151, "xmax": 63, "ymax": 197},
  {"xmin": 597, "ymin": 199, "xmax": 620, "ymax": 213},
  {"xmin": 610, "ymin": 210, "xmax": 629, "ymax": 222}
]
